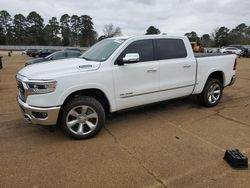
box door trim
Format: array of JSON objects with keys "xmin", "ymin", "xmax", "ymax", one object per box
[{"xmin": 120, "ymin": 84, "xmax": 195, "ymax": 98}]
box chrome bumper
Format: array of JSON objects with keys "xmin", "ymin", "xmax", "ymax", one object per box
[
  {"xmin": 229, "ymin": 75, "xmax": 236, "ymax": 86},
  {"xmin": 17, "ymin": 97, "xmax": 60, "ymax": 126}
]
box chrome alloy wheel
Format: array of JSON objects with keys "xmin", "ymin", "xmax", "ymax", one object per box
[
  {"xmin": 207, "ymin": 83, "xmax": 221, "ymax": 104},
  {"xmin": 66, "ymin": 105, "xmax": 98, "ymax": 135}
]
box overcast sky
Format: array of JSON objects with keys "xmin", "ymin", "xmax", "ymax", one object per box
[{"xmin": 1, "ymin": 0, "xmax": 250, "ymax": 36}]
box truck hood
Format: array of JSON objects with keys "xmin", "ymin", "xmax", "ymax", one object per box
[
  {"xmin": 25, "ymin": 57, "xmax": 49, "ymax": 65},
  {"xmin": 18, "ymin": 58, "xmax": 101, "ymax": 80}
]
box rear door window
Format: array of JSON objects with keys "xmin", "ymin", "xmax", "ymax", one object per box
[{"xmin": 156, "ymin": 39, "xmax": 187, "ymax": 60}]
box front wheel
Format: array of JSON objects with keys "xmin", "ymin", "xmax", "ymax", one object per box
[
  {"xmin": 60, "ymin": 96, "xmax": 105, "ymax": 139},
  {"xmin": 198, "ymin": 79, "xmax": 223, "ymax": 107}
]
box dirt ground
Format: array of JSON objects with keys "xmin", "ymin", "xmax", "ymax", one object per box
[{"xmin": 0, "ymin": 52, "xmax": 250, "ymax": 188}]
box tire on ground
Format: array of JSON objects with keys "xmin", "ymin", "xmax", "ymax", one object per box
[
  {"xmin": 60, "ymin": 96, "xmax": 105, "ymax": 139},
  {"xmin": 198, "ymin": 78, "xmax": 223, "ymax": 107}
]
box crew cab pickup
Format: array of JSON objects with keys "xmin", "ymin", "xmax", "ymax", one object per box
[{"xmin": 16, "ymin": 35, "xmax": 237, "ymax": 139}]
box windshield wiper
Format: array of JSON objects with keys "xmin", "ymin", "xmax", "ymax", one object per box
[
  {"xmin": 81, "ymin": 57, "xmax": 103, "ymax": 62},
  {"xmin": 81, "ymin": 56, "xmax": 92, "ymax": 61}
]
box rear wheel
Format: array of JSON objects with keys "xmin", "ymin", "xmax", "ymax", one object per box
[
  {"xmin": 60, "ymin": 96, "xmax": 105, "ymax": 139},
  {"xmin": 198, "ymin": 78, "xmax": 223, "ymax": 107}
]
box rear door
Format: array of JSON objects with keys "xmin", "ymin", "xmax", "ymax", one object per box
[
  {"xmin": 113, "ymin": 39, "xmax": 160, "ymax": 110},
  {"xmin": 155, "ymin": 38, "xmax": 196, "ymax": 100}
]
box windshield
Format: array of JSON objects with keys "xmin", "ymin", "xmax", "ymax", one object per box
[{"xmin": 80, "ymin": 38, "xmax": 126, "ymax": 61}]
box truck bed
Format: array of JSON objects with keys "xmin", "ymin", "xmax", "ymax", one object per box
[
  {"xmin": 194, "ymin": 53, "xmax": 232, "ymax": 58},
  {"xmin": 193, "ymin": 52, "xmax": 236, "ymax": 95}
]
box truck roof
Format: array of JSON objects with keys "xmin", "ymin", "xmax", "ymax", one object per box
[{"xmin": 111, "ymin": 35, "xmax": 187, "ymax": 41}]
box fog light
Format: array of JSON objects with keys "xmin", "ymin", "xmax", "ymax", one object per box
[{"xmin": 32, "ymin": 112, "xmax": 48, "ymax": 119}]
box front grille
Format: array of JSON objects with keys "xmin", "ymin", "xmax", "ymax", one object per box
[{"xmin": 17, "ymin": 80, "xmax": 25, "ymax": 101}]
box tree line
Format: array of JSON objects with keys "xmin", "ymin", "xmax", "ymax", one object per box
[
  {"xmin": 146, "ymin": 24, "xmax": 250, "ymax": 47},
  {"xmin": 0, "ymin": 10, "xmax": 122, "ymax": 47},
  {"xmin": 185, "ymin": 23, "xmax": 250, "ymax": 47},
  {"xmin": 0, "ymin": 10, "xmax": 249, "ymax": 47}
]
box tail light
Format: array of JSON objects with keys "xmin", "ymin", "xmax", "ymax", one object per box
[{"xmin": 233, "ymin": 58, "xmax": 237, "ymax": 70}]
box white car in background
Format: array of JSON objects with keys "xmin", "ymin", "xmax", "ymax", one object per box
[
  {"xmin": 21, "ymin": 50, "xmax": 27, "ymax": 55},
  {"xmin": 220, "ymin": 47, "xmax": 242, "ymax": 56}
]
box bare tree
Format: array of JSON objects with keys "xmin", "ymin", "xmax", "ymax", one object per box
[{"xmin": 103, "ymin": 24, "xmax": 122, "ymax": 38}]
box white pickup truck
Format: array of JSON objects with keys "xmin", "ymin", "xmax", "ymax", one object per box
[{"xmin": 16, "ymin": 35, "xmax": 237, "ymax": 139}]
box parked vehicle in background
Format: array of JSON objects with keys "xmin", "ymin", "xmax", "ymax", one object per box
[
  {"xmin": 64, "ymin": 48, "xmax": 81, "ymax": 52},
  {"xmin": 244, "ymin": 46, "xmax": 250, "ymax": 57},
  {"xmin": 219, "ymin": 47, "xmax": 242, "ymax": 56},
  {"xmin": 31, "ymin": 49, "xmax": 57, "ymax": 58},
  {"xmin": 16, "ymin": 35, "xmax": 237, "ymax": 139},
  {"xmin": 204, "ymin": 48, "xmax": 220, "ymax": 53},
  {"xmin": 21, "ymin": 50, "xmax": 27, "ymax": 55},
  {"xmin": 228, "ymin": 45, "xmax": 248, "ymax": 57},
  {"xmin": 26, "ymin": 49, "xmax": 39, "ymax": 56},
  {"xmin": 25, "ymin": 50, "xmax": 82, "ymax": 66}
]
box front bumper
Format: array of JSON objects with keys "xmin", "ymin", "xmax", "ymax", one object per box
[{"xmin": 17, "ymin": 96, "xmax": 60, "ymax": 126}]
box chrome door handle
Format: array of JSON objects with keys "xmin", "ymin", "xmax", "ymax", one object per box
[
  {"xmin": 147, "ymin": 68, "xmax": 158, "ymax": 72},
  {"xmin": 183, "ymin": 64, "xmax": 192, "ymax": 68}
]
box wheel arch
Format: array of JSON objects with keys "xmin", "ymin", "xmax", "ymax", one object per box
[
  {"xmin": 206, "ymin": 71, "xmax": 225, "ymax": 86},
  {"xmin": 193, "ymin": 70, "xmax": 226, "ymax": 95},
  {"xmin": 59, "ymin": 88, "xmax": 112, "ymax": 117}
]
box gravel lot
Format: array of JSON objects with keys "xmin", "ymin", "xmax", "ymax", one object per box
[{"xmin": 0, "ymin": 53, "xmax": 250, "ymax": 188}]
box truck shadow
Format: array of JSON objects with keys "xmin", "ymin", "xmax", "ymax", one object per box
[
  {"xmin": 108, "ymin": 95, "xmax": 200, "ymax": 122},
  {"xmin": 1, "ymin": 95, "xmax": 228, "ymax": 141}
]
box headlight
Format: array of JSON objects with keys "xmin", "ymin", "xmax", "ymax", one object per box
[{"xmin": 26, "ymin": 80, "xmax": 57, "ymax": 94}]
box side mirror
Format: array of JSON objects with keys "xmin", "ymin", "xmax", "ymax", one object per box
[
  {"xmin": 117, "ymin": 53, "xmax": 140, "ymax": 66},
  {"xmin": 123, "ymin": 53, "xmax": 140, "ymax": 63}
]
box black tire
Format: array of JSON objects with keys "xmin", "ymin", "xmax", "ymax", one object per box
[
  {"xmin": 198, "ymin": 78, "xmax": 223, "ymax": 107},
  {"xmin": 60, "ymin": 96, "xmax": 105, "ymax": 139}
]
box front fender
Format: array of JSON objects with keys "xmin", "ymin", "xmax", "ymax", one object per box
[{"xmin": 57, "ymin": 83, "xmax": 116, "ymax": 112}]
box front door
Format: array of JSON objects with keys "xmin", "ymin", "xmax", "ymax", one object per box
[{"xmin": 113, "ymin": 39, "xmax": 159, "ymax": 110}]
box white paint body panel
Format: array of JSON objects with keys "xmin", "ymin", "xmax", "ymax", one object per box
[
  {"xmin": 113, "ymin": 60, "xmax": 159, "ymax": 110},
  {"xmin": 193, "ymin": 55, "xmax": 236, "ymax": 94},
  {"xmin": 17, "ymin": 35, "xmax": 236, "ymax": 113},
  {"xmin": 158, "ymin": 37, "xmax": 197, "ymax": 101}
]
